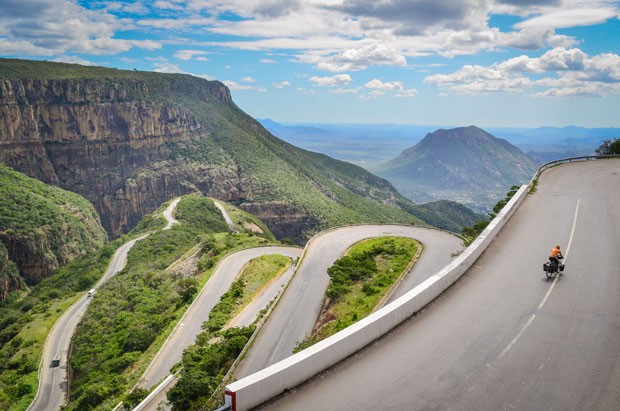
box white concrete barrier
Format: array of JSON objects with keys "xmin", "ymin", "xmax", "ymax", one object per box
[{"xmin": 224, "ymin": 184, "xmax": 530, "ymax": 411}]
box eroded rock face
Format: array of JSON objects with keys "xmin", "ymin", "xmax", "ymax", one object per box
[
  {"xmin": 0, "ymin": 78, "xmax": 231, "ymax": 237},
  {"xmin": 0, "ymin": 77, "xmax": 317, "ymax": 242},
  {"xmin": 239, "ymin": 201, "xmax": 320, "ymax": 244},
  {"xmin": 0, "ymin": 244, "xmax": 22, "ymax": 301}
]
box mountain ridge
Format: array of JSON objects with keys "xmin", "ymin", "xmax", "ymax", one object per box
[{"xmin": 0, "ymin": 58, "xmax": 466, "ymax": 245}]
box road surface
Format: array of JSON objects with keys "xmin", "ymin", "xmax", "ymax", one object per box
[
  {"xmin": 28, "ymin": 236, "xmax": 146, "ymax": 411},
  {"xmin": 234, "ymin": 225, "xmax": 463, "ymax": 378},
  {"xmin": 257, "ymin": 159, "xmax": 620, "ymax": 410},
  {"xmin": 137, "ymin": 246, "xmax": 302, "ymax": 390},
  {"xmin": 28, "ymin": 199, "xmax": 180, "ymax": 411}
]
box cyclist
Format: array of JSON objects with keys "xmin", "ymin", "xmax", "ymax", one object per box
[{"xmin": 549, "ymin": 244, "xmax": 564, "ymax": 269}]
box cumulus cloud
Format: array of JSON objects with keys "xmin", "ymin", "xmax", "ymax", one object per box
[
  {"xmin": 365, "ymin": 79, "xmax": 404, "ymax": 92},
  {"xmin": 309, "ymin": 74, "xmax": 352, "ymax": 87},
  {"xmin": 324, "ymin": 0, "xmax": 486, "ymax": 36},
  {"xmin": 174, "ymin": 49, "xmax": 209, "ymax": 60},
  {"xmin": 0, "ymin": 0, "xmax": 160, "ymax": 56},
  {"xmin": 153, "ymin": 62, "xmax": 186, "ymax": 73},
  {"xmin": 425, "ymin": 47, "xmax": 620, "ymax": 97},
  {"xmin": 301, "ymin": 43, "xmax": 407, "ymax": 72},
  {"xmin": 223, "ymin": 80, "xmax": 255, "ymax": 90},
  {"xmin": 361, "ymin": 78, "xmax": 417, "ymax": 98},
  {"xmin": 52, "ymin": 55, "xmax": 97, "ymax": 65}
]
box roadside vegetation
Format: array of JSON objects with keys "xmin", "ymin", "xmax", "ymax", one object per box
[
  {"xmin": 460, "ymin": 185, "xmax": 520, "ymax": 245},
  {"xmin": 66, "ymin": 195, "xmax": 278, "ymax": 410},
  {"xmin": 295, "ymin": 236, "xmax": 418, "ymax": 352},
  {"xmin": 167, "ymin": 254, "xmax": 293, "ymax": 411},
  {"xmin": 595, "ymin": 138, "xmax": 620, "ymax": 155},
  {"xmin": 0, "ymin": 239, "xmax": 121, "ymax": 411}
]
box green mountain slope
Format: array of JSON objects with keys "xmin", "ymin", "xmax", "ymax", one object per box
[
  {"xmin": 0, "ymin": 165, "xmax": 108, "ymax": 300},
  {"xmin": 0, "ymin": 58, "xmax": 453, "ymax": 244},
  {"xmin": 372, "ymin": 126, "xmax": 537, "ymax": 212}
]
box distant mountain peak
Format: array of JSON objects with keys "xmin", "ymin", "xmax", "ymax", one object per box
[{"xmin": 374, "ymin": 126, "xmax": 537, "ymax": 212}]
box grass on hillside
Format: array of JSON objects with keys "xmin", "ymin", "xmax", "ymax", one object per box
[
  {"xmin": 228, "ymin": 254, "xmax": 292, "ymax": 323},
  {"xmin": 295, "ymin": 236, "xmax": 418, "ymax": 352}
]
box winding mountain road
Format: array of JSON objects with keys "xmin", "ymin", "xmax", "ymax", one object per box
[
  {"xmin": 137, "ymin": 246, "xmax": 303, "ymax": 391},
  {"xmin": 27, "ymin": 200, "xmax": 179, "ymax": 411},
  {"xmin": 234, "ymin": 225, "xmax": 463, "ymax": 378},
  {"xmin": 256, "ymin": 159, "xmax": 620, "ymax": 411}
]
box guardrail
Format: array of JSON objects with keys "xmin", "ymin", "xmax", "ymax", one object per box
[
  {"xmin": 222, "ymin": 155, "xmax": 618, "ymax": 411},
  {"xmin": 534, "ymin": 155, "xmax": 618, "ymax": 179}
]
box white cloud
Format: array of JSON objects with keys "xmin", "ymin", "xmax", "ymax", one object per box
[
  {"xmin": 0, "ymin": 0, "xmax": 160, "ymax": 56},
  {"xmin": 301, "ymin": 43, "xmax": 407, "ymax": 72},
  {"xmin": 241, "ymin": 76, "xmax": 256, "ymax": 83},
  {"xmin": 309, "ymin": 74, "xmax": 352, "ymax": 87},
  {"xmin": 174, "ymin": 50, "xmax": 209, "ymax": 60},
  {"xmin": 365, "ymin": 79, "xmax": 404, "ymax": 92},
  {"xmin": 425, "ymin": 47, "xmax": 620, "ymax": 96},
  {"xmin": 223, "ymin": 80, "xmax": 255, "ymax": 90},
  {"xmin": 273, "ymin": 80, "xmax": 291, "ymax": 88},
  {"xmin": 52, "ymin": 55, "xmax": 97, "ymax": 66},
  {"xmin": 329, "ymin": 88, "xmax": 359, "ymax": 94},
  {"xmin": 515, "ymin": 5, "xmax": 618, "ymax": 30},
  {"xmin": 153, "ymin": 62, "xmax": 186, "ymax": 73},
  {"xmin": 154, "ymin": 1, "xmax": 185, "ymax": 11}
]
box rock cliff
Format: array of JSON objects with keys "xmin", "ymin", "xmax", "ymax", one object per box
[{"xmin": 0, "ymin": 58, "xmax": 426, "ymax": 245}]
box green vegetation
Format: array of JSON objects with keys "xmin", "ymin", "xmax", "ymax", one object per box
[
  {"xmin": 0, "ymin": 165, "xmax": 107, "ymax": 287},
  {"xmin": 217, "ymin": 201, "xmax": 276, "ymax": 241},
  {"xmin": 168, "ymin": 254, "xmax": 292, "ymax": 410},
  {"xmin": 168, "ymin": 326, "xmax": 254, "ymax": 411},
  {"xmin": 0, "ymin": 239, "xmax": 121, "ymax": 411},
  {"xmin": 174, "ymin": 195, "xmax": 230, "ymax": 233},
  {"xmin": 0, "ymin": 165, "xmax": 109, "ymax": 410},
  {"xmin": 460, "ymin": 185, "xmax": 520, "ymax": 245},
  {"xmin": 65, "ymin": 195, "xmax": 275, "ymax": 410},
  {"xmin": 0, "ymin": 58, "xmax": 477, "ymax": 244},
  {"xmin": 295, "ymin": 237, "xmax": 418, "ymax": 352},
  {"xmin": 230, "ymin": 254, "xmax": 291, "ymax": 319},
  {"xmin": 595, "ymin": 138, "xmax": 620, "ymax": 155}
]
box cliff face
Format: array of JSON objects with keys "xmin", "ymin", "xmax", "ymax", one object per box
[
  {"xmin": 0, "ymin": 59, "xmax": 426, "ymax": 245},
  {"xmin": 0, "ymin": 243, "xmax": 22, "ymax": 301},
  {"xmin": 0, "ymin": 77, "xmax": 232, "ymax": 237},
  {"xmin": 0, "ymin": 76, "xmax": 327, "ymax": 240}
]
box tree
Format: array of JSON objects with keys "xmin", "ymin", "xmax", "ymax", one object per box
[
  {"xmin": 176, "ymin": 277, "xmax": 199, "ymax": 303},
  {"xmin": 595, "ymin": 138, "xmax": 620, "ymax": 155}
]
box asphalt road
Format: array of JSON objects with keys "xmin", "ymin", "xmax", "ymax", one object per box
[
  {"xmin": 137, "ymin": 246, "xmax": 302, "ymax": 390},
  {"xmin": 28, "ymin": 235, "xmax": 146, "ymax": 411},
  {"xmin": 234, "ymin": 225, "xmax": 464, "ymax": 379},
  {"xmin": 257, "ymin": 159, "xmax": 620, "ymax": 411},
  {"xmin": 28, "ymin": 199, "xmax": 178, "ymax": 411}
]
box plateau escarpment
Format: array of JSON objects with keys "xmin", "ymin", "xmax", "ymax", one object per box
[{"xmin": 0, "ymin": 58, "xmax": 426, "ymax": 243}]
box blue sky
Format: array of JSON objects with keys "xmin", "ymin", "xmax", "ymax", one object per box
[{"xmin": 1, "ymin": 0, "xmax": 620, "ymax": 127}]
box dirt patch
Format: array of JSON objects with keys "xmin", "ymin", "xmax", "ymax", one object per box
[{"xmin": 243, "ymin": 221, "xmax": 264, "ymax": 234}]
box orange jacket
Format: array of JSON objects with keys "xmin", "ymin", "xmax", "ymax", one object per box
[{"xmin": 549, "ymin": 247, "xmax": 562, "ymax": 258}]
